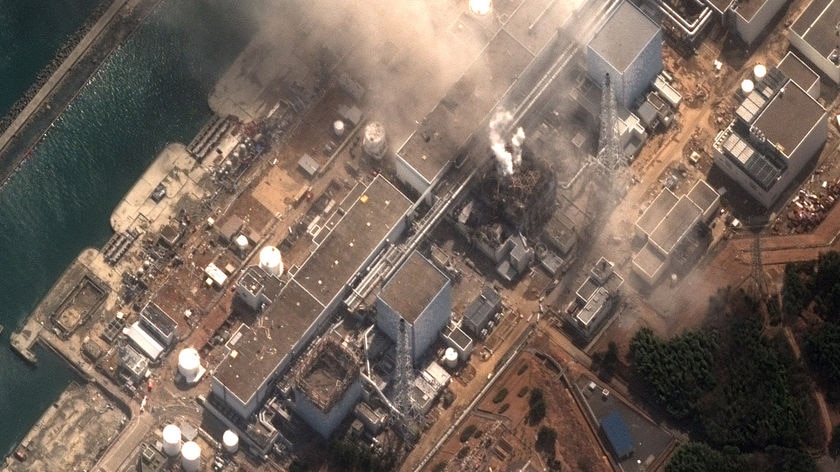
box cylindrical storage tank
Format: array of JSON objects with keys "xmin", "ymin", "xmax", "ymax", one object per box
[
  {"xmin": 333, "ymin": 120, "xmax": 345, "ymax": 137},
  {"xmin": 181, "ymin": 441, "xmax": 201, "ymax": 472},
  {"xmin": 753, "ymin": 64, "xmax": 767, "ymax": 81},
  {"xmin": 362, "ymin": 122, "xmax": 387, "ymax": 160},
  {"xmin": 222, "ymin": 430, "xmax": 239, "ymax": 454},
  {"xmin": 162, "ymin": 424, "xmax": 181, "ymax": 457},
  {"xmin": 741, "ymin": 79, "xmax": 754, "ymax": 94},
  {"xmin": 258, "ymin": 246, "xmax": 284, "ymax": 277},
  {"xmin": 178, "ymin": 348, "xmax": 201, "ymax": 382},
  {"xmin": 444, "ymin": 348, "xmax": 458, "ymax": 368},
  {"xmin": 235, "ymin": 234, "xmax": 249, "ymax": 252}
]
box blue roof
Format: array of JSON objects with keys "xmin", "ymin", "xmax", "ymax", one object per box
[{"xmin": 601, "ymin": 411, "xmax": 635, "ymax": 458}]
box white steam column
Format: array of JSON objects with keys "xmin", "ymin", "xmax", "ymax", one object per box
[
  {"xmin": 258, "ymin": 246, "xmax": 284, "ymax": 277},
  {"xmin": 181, "ymin": 441, "xmax": 201, "ymax": 472},
  {"xmin": 362, "ymin": 122, "xmax": 387, "ymax": 160},
  {"xmin": 162, "ymin": 424, "xmax": 181, "ymax": 457},
  {"xmin": 469, "ymin": 0, "xmax": 492, "ymax": 16},
  {"xmin": 178, "ymin": 348, "xmax": 205, "ymax": 385},
  {"xmin": 222, "ymin": 430, "xmax": 239, "ymax": 454}
]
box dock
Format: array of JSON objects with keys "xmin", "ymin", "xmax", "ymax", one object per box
[{"xmin": 10, "ymin": 318, "xmax": 39, "ymax": 364}]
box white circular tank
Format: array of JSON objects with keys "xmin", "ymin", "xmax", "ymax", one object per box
[
  {"xmin": 181, "ymin": 441, "xmax": 201, "ymax": 472},
  {"xmin": 162, "ymin": 424, "xmax": 181, "ymax": 457},
  {"xmin": 741, "ymin": 79, "xmax": 754, "ymax": 94},
  {"xmin": 444, "ymin": 348, "xmax": 459, "ymax": 368},
  {"xmin": 753, "ymin": 64, "xmax": 767, "ymax": 81},
  {"xmin": 222, "ymin": 430, "xmax": 239, "ymax": 454},
  {"xmin": 333, "ymin": 120, "xmax": 345, "ymax": 137},
  {"xmin": 235, "ymin": 234, "xmax": 249, "ymax": 251},
  {"xmin": 258, "ymin": 246, "xmax": 284, "ymax": 277},
  {"xmin": 362, "ymin": 122, "xmax": 387, "ymax": 160},
  {"xmin": 178, "ymin": 348, "xmax": 201, "ymax": 382}
]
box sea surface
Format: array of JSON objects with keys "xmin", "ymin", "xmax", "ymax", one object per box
[{"xmin": 0, "ymin": 0, "xmax": 256, "ymax": 457}]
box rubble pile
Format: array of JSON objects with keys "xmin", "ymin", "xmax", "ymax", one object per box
[{"xmin": 785, "ymin": 182, "xmax": 840, "ymax": 233}]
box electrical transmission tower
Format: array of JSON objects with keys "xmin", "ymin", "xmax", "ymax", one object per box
[
  {"xmin": 596, "ymin": 73, "xmax": 627, "ymax": 174},
  {"xmin": 393, "ymin": 319, "xmax": 418, "ymax": 442}
]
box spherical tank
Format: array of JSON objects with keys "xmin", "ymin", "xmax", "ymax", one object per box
[
  {"xmin": 162, "ymin": 424, "xmax": 182, "ymax": 456},
  {"xmin": 741, "ymin": 79, "xmax": 754, "ymax": 94},
  {"xmin": 753, "ymin": 64, "xmax": 767, "ymax": 81},
  {"xmin": 181, "ymin": 441, "xmax": 201, "ymax": 472},
  {"xmin": 362, "ymin": 122, "xmax": 387, "ymax": 160},
  {"xmin": 222, "ymin": 430, "xmax": 239, "ymax": 453},
  {"xmin": 258, "ymin": 246, "xmax": 284, "ymax": 276},
  {"xmin": 178, "ymin": 348, "xmax": 201, "ymax": 381},
  {"xmin": 444, "ymin": 348, "xmax": 459, "ymax": 368}
]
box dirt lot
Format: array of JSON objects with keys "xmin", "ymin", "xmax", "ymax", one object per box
[{"xmin": 427, "ymin": 351, "xmax": 611, "ymax": 472}]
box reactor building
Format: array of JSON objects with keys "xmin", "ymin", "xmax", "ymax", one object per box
[{"xmin": 586, "ymin": 1, "xmax": 662, "ymax": 108}]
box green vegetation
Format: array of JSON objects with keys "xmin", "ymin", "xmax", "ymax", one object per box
[
  {"xmin": 517, "ymin": 362, "xmax": 529, "ymax": 375},
  {"xmin": 829, "ymin": 425, "xmax": 840, "ymax": 458},
  {"xmin": 804, "ymin": 322, "xmax": 840, "ymax": 403},
  {"xmin": 629, "ymin": 327, "xmax": 716, "ymax": 419},
  {"xmin": 665, "ymin": 442, "xmax": 744, "ymax": 472},
  {"xmin": 536, "ymin": 426, "xmax": 558, "ymax": 457},
  {"xmin": 517, "ymin": 386, "xmax": 529, "ymax": 397},
  {"xmin": 498, "ymin": 403, "xmax": 509, "ymax": 414},
  {"xmin": 492, "ymin": 387, "xmax": 509, "ymax": 404},
  {"xmin": 528, "ymin": 388, "xmax": 547, "ymax": 424},
  {"xmin": 432, "ymin": 462, "xmax": 447, "ymax": 472},
  {"xmin": 459, "ymin": 424, "xmax": 477, "ymax": 442}
]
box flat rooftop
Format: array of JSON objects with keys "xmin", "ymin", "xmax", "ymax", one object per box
[
  {"xmin": 397, "ymin": 29, "xmax": 532, "ymax": 183},
  {"xmin": 295, "ymin": 176, "xmax": 411, "ymax": 305},
  {"xmin": 588, "ymin": 2, "xmax": 659, "ymax": 72},
  {"xmin": 633, "ymin": 241, "xmax": 668, "ymax": 280},
  {"xmin": 214, "ymin": 280, "xmax": 324, "ymax": 405},
  {"xmin": 686, "ymin": 180, "xmax": 720, "ymax": 215},
  {"xmin": 733, "ymin": 0, "xmax": 770, "ymax": 20},
  {"xmin": 649, "ymin": 196, "xmax": 702, "ymax": 255},
  {"xmin": 577, "ymin": 287, "xmax": 609, "ymax": 326},
  {"xmin": 707, "ymin": 0, "xmax": 735, "ymax": 14},
  {"xmin": 753, "ymin": 80, "xmax": 825, "ymax": 157},
  {"xmin": 636, "ymin": 189, "xmax": 678, "ymax": 237},
  {"xmin": 379, "ymin": 251, "xmax": 448, "ymax": 323},
  {"xmin": 719, "ymin": 129, "xmax": 782, "ymax": 190},
  {"xmin": 778, "ymin": 52, "xmax": 820, "ymax": 92},
  {"xmin": 791, "ymin": 0, "xmax": 840, "ymax": 58}
]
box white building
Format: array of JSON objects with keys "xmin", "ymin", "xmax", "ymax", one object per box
[
  {"xmin": 587, "ymin": 1, "xmax": 662, "ymax": 108},
  {"xmin": 377, "ymin": 251, "xmax": 451, "ymax": 362}
]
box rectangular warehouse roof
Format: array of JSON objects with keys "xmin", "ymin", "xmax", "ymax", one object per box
[
  {"xmin": 633, "ymin": 241, "xmax": 668, "ymax": 281},
  {"xmin": 752, "ymin": 80, "xmax": 826, "ymax": 157},
  {"xmin": 686, "ymin": 180, "xmax": 720, "ymax": 216},
  {"xmin": 791, "ymin": 0, "xmax": 840, "ymax": 58},
  {"xmin": 214, "ymin": 176, "xmax": 410, "ymax": 408},
  {"xmin": 379, "ymin": 251, "xmax": 449, "ymax": 323},
  {"xmin": 588, "ymin": 2, "xmax": 660, "ymax": 72},
  {"xmin": 295, "ymin": 176, "xmax": 411, "ymax": 306},
  {"xmin": 778, "ymin": 52, "xmax": 820, "ymax": 93},
  {"xmin": 649, "ymin": 196, "xmax": 702, "ymax": 255},
  {"xmin": 636, "ymin": 189, "xmax": 678, "ymax": 238}
]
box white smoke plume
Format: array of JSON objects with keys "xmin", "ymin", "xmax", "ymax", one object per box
[
  {"xmin": 511, "ymin": 126, "xmax": 525, "ymax": 168},
  {"xmin": 490, "ymin": 109, "xmax": 514, "ymax": 177}
]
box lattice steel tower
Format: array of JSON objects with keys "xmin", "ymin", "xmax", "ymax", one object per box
[
  {"xmin": 393, "ymin": 319, "xmax": 418, "ymax": 440},
  {"xmin": 596, "ymin": 73, "xmax": 626, "ymax": 174}
]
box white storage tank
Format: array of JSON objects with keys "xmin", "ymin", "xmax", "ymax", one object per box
[
  {"xmin": 333, "ymin": 120, "xmax": 345, "ymax": 137},
  {"xmin": 181, "ymin": 441, "xmax": 201, "ymax": 472},
  {"xmin": 178, "ymin": 348, "xmax": 201, "ymax": 383},
  {"xmin": 741, "ymin": 79, "xmax": 754, "ymax": 94},
  {"xmin": 444, "ymin": 348, "xmax": 459, "ymax": 368},
  {"xmin": 222, "ymin": 430, "xmax": 239, "ymax": 454},
  {"xmin": 753, "ymin": 64, "xmax": 767, "ymax": 81},
  {"xmin": 235, "ymin": 234, "xmax": 249, "ymax": 252},
  {"xmin": 258, "ymin": 246, "xmax": 284, "ymax": 277},
  {"xmin": 362, "ymin": 121, "xmax": 387, "ymax": 160},
  {"xmin": 162, "ymin": 424, "xmax": 181, "ymax": 457}
]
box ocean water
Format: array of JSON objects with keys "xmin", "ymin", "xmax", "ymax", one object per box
[
  {"xmin": 0, "ymin": 0, "xmax": 256, "ymax": 457},
  {"xmin": 0, "ymin": 0, "xmax": 103, "ymax": 117}
]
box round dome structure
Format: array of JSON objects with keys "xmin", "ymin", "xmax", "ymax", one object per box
[
  {"xmin": 222, "ymin": 430, "xmax": 239, "ymax": 454},
  {"xmin": 333, "ymin": 120, "xmax": 345, "ymax": 137},
  {"xmin": 741, "ymin": 79, "xmax": 754, "ymax": 94},
  {"xmin": 181, "ymin": 441, "xmax": 201, "ymax": 472},
  {"xmin": 162, "ymin": 424, "xmax": 181, "ymax": 457},
  {"xmin": 753, "ymin": 64, "xmax": 767, "ymax": 81},
  {"xmin": 362, "ymin": 122, "xmax": 387, "ymax": 160},
  {"xmin": 258, "ymin": 246, "xmax": 284, "ymax": 277},
  {"xmin": 178, "ymin": 348, "xmax": 201, "ymax": 382},
  {"xmin": 444, "ymin": 348, "xmax": 459, "ymax": 368},
  {"xmin": 235, "ymin": 234, "xmax": 249, "ymax": 252}
]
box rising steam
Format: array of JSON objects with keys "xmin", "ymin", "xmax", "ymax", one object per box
[{"xmin": 489, "ymin": 109, "xmax": 525, "ymax": 178}]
